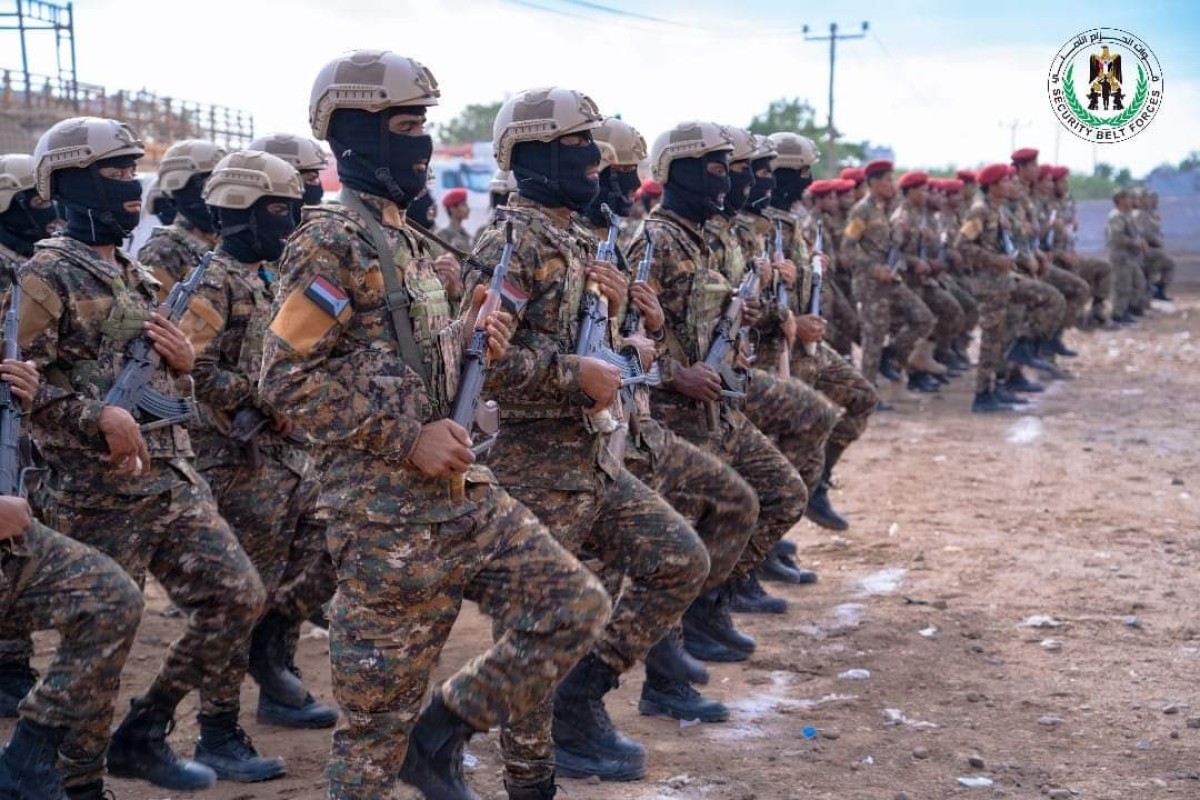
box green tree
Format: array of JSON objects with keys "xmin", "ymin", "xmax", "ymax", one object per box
[
  {"xmin": 434, "ymin": 102, "xmax": 502, "ymax": 145},
  {"xmin": 1093, "ymin": 162, "xmax": 1114, "ymax": 180},
  {"xmin": 1115, "ymin": 167, "xmax": 1133, "ymax": 186},
  {"xmin": 1179, "ymin": 151, "xmax": 1200, "ymax": 171},
  {"xmin": 747, "ymin": 97, "xmax": 872, "ymax": 175}
]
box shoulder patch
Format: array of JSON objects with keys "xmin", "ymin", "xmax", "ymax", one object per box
[
  {"xmin": 304, "ymin": 275, "xmax": 351, "ymax": 319},
  {"xmin": 844, "ymin": 217, "xmax": 867, "ymax": 241},
  {"xmin": 960, "ymin": 217, "xmax": 983, "ymax": 241},
  {"xmin": 269, "ymin": 276, "xmax": 350, "ymax": 357}
]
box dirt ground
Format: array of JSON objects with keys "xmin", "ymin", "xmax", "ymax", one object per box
[{"xmin": 6, "ymin": 282, "xmax": 1200, "ymax": 800}]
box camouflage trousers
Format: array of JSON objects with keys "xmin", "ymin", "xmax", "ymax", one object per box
[
  {"xmin": 1008, "ymin": 273, "xmax": 1065, "ymax": 343},
  {"xmin": 492, "ymin": 445, "xmax": 707, "ymax": 789},
  {"xmin": 0, "ymin": 522, "xmax": 142, "ymax": 788},
  {"xmin": 323, "ymin": 475, "xmax": 609, "ymax": 800},
  {"xmin": 916, "ymin": 279, "xmax": 966, "ymax": 350},
  {"xmin": 968, "ymin": 270, "xmax": 1014, "ymax": 394},
  {"xmin": 852, "ymin": 269, "xmax": 935, "ymax": 384},
  {"xmin": 743, "ymin": 367, "xmax": 842, "ymax": 490},
  {"xmin": 1042, "ymin": 264, "xmax": 1092, "ymax": 328},
  {"xmin": 1059, "ymin": 254, "xmax": 1114, "ymax": 306},
  {"xmin": 1144, "ymin": 249, "xmax": 1175, "ymax": 288},
  {"xmin": 0, "ymin": 460, "xmax": 265, "ymax": 785},
  {"xmin": 790, "ymin": 341, "xmax": 879, "ymax": 451},
  {"xmin": 1110, "ymin": 253, "xmax": 1146, "ymax": 316},
  {"xmin": 826, "ymin": 277, "xmax": 860, "ymax": 357},
  {"xmin": 200, "ymin": 446, "xmax": 332, "ymax": 715},
  {"xmin": 942, "ymin": 273, "xmax": 980, "ymax": 336}
]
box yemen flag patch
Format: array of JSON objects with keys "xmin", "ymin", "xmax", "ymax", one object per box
[{"xmin": 305, "ymin": 275, "xmax": 350, "ymax": 319}]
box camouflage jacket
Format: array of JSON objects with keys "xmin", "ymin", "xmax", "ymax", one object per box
[
  {"xmin": 137, "ymin": 217, "xmax": 212, "ymax": 298},
  {"xmin": 1132, "ymin": 208, "xmax": 1164, "ymax": 249},
  {"xmin": 763, "ymin": 206, "xmax": 812, "ymax": 309},
  {"xmin": 731, "ymin": 211, "xmax": 786, "ymax": 334},
  {"xmin": 16, "ymin": 235, "xmax": 193, "ymax": 495},
  {"xmin": 1006, "ymin": 186, "xmax": 1039, "ymax": 253},
  {"xmin": 1105, "ymin": 208, "xmax": 1143, "ymax": 258},
  {"xmin": 436, "ymin": 221, "xmax": 473, "ymax": 254},
  {"xmin": 843, "ymin": 195, "xmax": 893, "ymax": 275},
  {"xmin": 956, "ymin": 197, "xmax": 1014, "ymax": 273},
  {"xmin": 260, "ymin": 192, "xmax": 485, "ymax": 522},
  {"xmin": 0, "ymin": 242, "xmax": 24, "ymax": 296},
  {"xmin": 889, "ymin": 201, "xmax": 934, "ymax": 272}
]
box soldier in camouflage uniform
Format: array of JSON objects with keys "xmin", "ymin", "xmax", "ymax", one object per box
[
  {"xmin": 260, "ymin": 54, "xmax": 609, "ymax": 800},
  {"xmin": 0, "ymin": 155, "xmax": 59, "ymax": 294},
  {"xmin": 1048, "ymin": 166, "xmax": 1113, "ymax": 325},
  {"xmin": 927, "ymin": 178, "xmax": 978, "ymax": 369},
  {"xmin": 436, "ymin": 187, "xmax": 474, "ymax": 252},
  {"xmin": 136, "ymin": 139, "xmax": 226, "ymax": 295},
  {"xmin": 626, "ymin": 121, "xmax": 809, "ymax": 628},
  {"xmin": 1106, "ymin": 187, "xmax": 1147, "ymax": 324},
  {"xmin": 585, "ymin": 117, "xmax": 757, "ymax": 725},
  {"xmin": 4, "ymin": 116, "xmax": 267, "ymax": 795},
  {"xmin": 807, "ymin": 178, "xmax": 859, "ymax": 357},
  {"xmin": 468, "ymin": 91, "xmax": 708, "ymax": 795},
  {"xmin": 177, "ymin": 151, "xmax": 341, "ymax": 783},
  {"xmin": 0, "ymin": 359, "xmax": 143, "ymax": 800},
  {"xmin": 1133, "ymin": 188, "xmax": 1174, "ymax": 302},
  {"xmin": 842, "ymin": 159, "xmax": 935, "ymax": 389},
  {"xmin": 249, "ymin": 131, "xmax": 330, "ymax": 209}
]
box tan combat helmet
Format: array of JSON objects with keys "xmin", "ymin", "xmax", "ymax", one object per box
[
  {"xmin": 725, "ymin": 127, "xmax": 758, "ymax": 163},
  {"xmin": 32, "ymin": 116, "xmax": 144, "ymax": 199},
  {"xmin": 751, "ymin": 134, "xmax": 778, "ymax": 162},
  {"xmin": 593, "ymin": 117, "xmax": 647, "ymax": 169},
  {"xmin": 489, "ymin": 169, "xmax": 517, "ymax": 194},
  {"xmin": 157, "ymin": 139, "xmax": 228, "ymax": 193},
  {"xmin": 492, "ymin": 86, "xmax": 603, "ymax": 171},
  {"xmin": 648, "ymin": 121, "xmax": 734, "ymax": 183},
  {"xmin": 248, "ymin": 133, "xmax": 328, "ymax": 171},
  {"xmin": 202, "ymin": 150, "xmax": 303, "ymax": 210},
  {"xmin": 767, "ymin": 132, "xmax": 819, "ymax": 170},
  {"xmin": 309, "ymin": 50, "xmax": 440, "ymax": 140},
  {"xmin": 0, "ymin": 154, "xmax": 36, "ymax": 213}
]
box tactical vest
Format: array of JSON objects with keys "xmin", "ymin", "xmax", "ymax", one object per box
[{"xmin": 647, "ymin": 218, "xmax": 730, "ymax": 366}]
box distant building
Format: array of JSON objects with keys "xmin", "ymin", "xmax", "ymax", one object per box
[{"xmin": 1145, "ymin": 165, "xmax": 1200, "ymax": 197}]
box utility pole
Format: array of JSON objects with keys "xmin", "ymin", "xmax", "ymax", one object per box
[
  {"xmin": 999, "ymin": 119, "xmax": 1031, "ymax": 154},
  {"xmin": 803, "ymin": 21, "xmax": 869, "ymax": 175}
]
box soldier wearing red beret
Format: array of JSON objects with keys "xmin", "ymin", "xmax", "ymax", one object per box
[
  {"xmin": 928, "ymin": 178, "xmax": 980, "ymax": 368},
  {"xmin": 1044, "ymin": 167, "xmax": 1115, "ymax": 325},
  {"xmin": 435, "ymin": 186, "xmax": 473, "ymax": 255}
]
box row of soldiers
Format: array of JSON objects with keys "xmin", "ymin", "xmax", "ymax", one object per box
[{"xmin": 0, "ymin": 47, "xmax": 1175, "ymax": 800}]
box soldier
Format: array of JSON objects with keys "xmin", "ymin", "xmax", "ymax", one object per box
[
  {"xmin": 840, "ymin": 166, "xmax": 867, "ymax": 203},
  {"xmin": 928, "ymin": 178, "xmax": 979, "ymax": 369},
  {"xmin": 248, "ymin": 131, "xmax": 330, "ymax": 207},
  {"xmin": 260, "ymin": 53, "xmax": 609, "ymax": 800},
  {"xmin": 1049, "ymin": 166, "xmax": 1113, "ymax": 326},
  {"xmin": 0, "ymin": 360, "xmax": 143, "ymax": 800},
  {"xmin": 474, "ymin": 170, "xmax": 517, "ymax": 247},
  {"xmin": 137, "ymin": 139, "xmax": 227, "ymax": 294},
  {"xmin": 956, "ymin": 169, "xmax": 978, "ymax": 206},
  {"xmin": 469, "ymin": 90, "xmax": 709, "ymax": 793},
  {"xmin": 806, "ymin": 179, "xmax": 859, "ymax": 358},
  {"xmin": 1133, "ymin": 188, "xmax": 1174, "ymax": 302},
  {"xmin": 144, "ymin": 179, "xmax": 177, "ymax": 226},
  {"xmin": 957, "ymin": 163, "xmax": 1022, "ymax": 413},
  {"xmin": 5, "ymin": 116, "xmax": 267, "ymax": 793},
  {"xmin": 624, "ymin": 121, "xmax": 809, "ymax": 632},
  {"xmin": 437, "ymin": 187, "xmax": 474, "ymax": 252},
  {"xmin": 178, "ymin": 150, "xmax": 341, "ymax": 779},
  {"xmin": 891, "ymin": 171, "xmax": 963, "ymax": 392},
  {"xmin": 0, "ymin": 155, "xmax": 58, "ymax": 293},
  {"xmin": 842, "ymin": 159, "xmax": 935, "ymax": 390},
  {"xmin": 1106, "ymin": 187, "xmax": 1147, "ymax": 324}
]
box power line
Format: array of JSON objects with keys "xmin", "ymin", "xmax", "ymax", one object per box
[
  {"xmin": 502, "ymin": 0, "xmax": 594, "ymax": 22},
  {"xmin": 555, "ymin": 0, "xmax": 692, "ymax": 27}
]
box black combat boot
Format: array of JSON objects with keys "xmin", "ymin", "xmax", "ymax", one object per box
[
  {"xmin": 729, "ymin": 573, "xmax": 788, "ymax": 615},
  {"xmin": 551, "ymin": 654, "xmax": 645, "ymax": 782},
  {"xmin": 1154, "ymin": 282, "xmax": 1172, "ymax": 302},
  {"xmin": 0, "ymin": 719, "xmax": 67, "ymax": 800},
  {"xmin": 644, "ymin": 628, "xmax": 709, "ymax": 686},
  {"xmin": 505, "ymin": 776, "xmax": 557, "ymax": 799},
  {"xmin": 992, "ymin": 386, "xmax": 1029, "ymax": 406},
  {"xmin": 250, "ymin": 612, "xmax": 338, "ymax": 729},
  {"xmin": 0, "ymin": 660, "xmax": 37, "ymax": 718},
  {"xmin": 805, "ymin": 446, "xmax": 849, "ymax": 533},
  {"xmin": 107, "ymin": 692, "xmax": 217, "ymax": 790},
  {"xmin": 194, "ymin": 711, "xmax": 285, "ymax": 782},
  {"xmin": 1047, "ymin": 329, "xmax": 1078, "ymax": 357},
  {"xmin": 63, "ymin": 781, "xmax": 113, "ymax": 800},
  {"xmin": 1007, "ymin": 338, "xmax": 1051, "ymax": 371},
  {"xmin": 1004, "ymin": 367, "xmax": 1044, "ymax": 393},
  {"xmin": 681, "ymin": 589, "xmax": 755, "ymax": 662},
  {"xmin": 971, "ymin": 391, "xmax": 1015, "ymax": 414},
  {"xmin": 775, "ymin": 538, "xmax": 797, "ymax": 557},
  {"xmin": 639, "ymin": 667, "xmax": 729, "ymax": 723},
  {"xmin": 759, "ymin": 549, "xmax": 819, "ymax": 583},
  {"xmin": 398, "ymin": 692, "xmax": 481, "ymax": 799},
  {"xmin": 879, "ymin": 346, "xmax": 902, "ymax": 382}
]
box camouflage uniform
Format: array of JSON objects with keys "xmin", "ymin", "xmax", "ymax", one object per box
[
  {"xmin": 1133, "ymin": 205, "xmax": 1174, "ymax": 291},
  {"xmin": 0, "ymin": 243, "xmax": 24, "ymax": 296},
  {"xmin": 932, "ymin": 206, "xmax": 980, "ymax": 337},
  {"xmin": 626, "ymin": 208, "xmax": 808, "ymax": 582},
  {"xmin": 7, "ymin": 234, "xmax": 265, "ymax": 784},
  {"xmin": 843, "ymin": 194, "xmax": 934, "ymax": 383},
  {"xmin": 435, "ymin": 220, "xmax": 473, "ymax": 254},
  {"xmin": 1007, "ymin": 194, "xmax": 1070, "ymax": 337},
  {"xmin": 179, "ymin": 249, "xmax": 332, "ymax": 714},
  {"xmin": 136, "ymin": 216, "xmax": 213, "ymax": 297},
  {"xmin": 891, "ymin": 201, "xmax": 965, "ymax": 353},
  {"xmin": 957, "ymin": 198, "xmax": 1016, "ymax": 394},
  {"xmin": 1, "ymin": 519, "xmax": 143, "ymax": 785},
  {"xmin": 1106, "ymin": 206, "xmax": 1146, "ymax": 317},
  {"xmin": 818, "ymin": 206, "xmax": 860, "ymax": 356},
  {"xmin": 1050, "ymin": 193, "xmax": 1113, "ymax": 315},
  {"xmin": 1027, "ymin": 191, "xmax": 1090, "ymax": 327},
  {"xmin": 468, "ymin": 197, "xmax": 708, "ymax": 788},
  {"xmin": 260, "ymin": 193, "xmax": 609, "ymax": 800}
]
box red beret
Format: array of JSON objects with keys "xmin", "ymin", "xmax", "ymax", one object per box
[
  {"xmin": 956, "ymin": 169, "xmax": 977, "ymax": 183},
  {"xmin": 863, "ymin": 159, "xmax": 893, "ymax": 178},
  {"xmin": 637, "ymin": 178, "xmax": 663, "ymax": 199},
  {"xmin": 808, "ymin": 180, "xmax": 836, "ymax": 196},
  {"xmin": 977, "ymin": 163, "xmax": 1010, "ymax": 187},
  {"xmin": 1011, "ymin": 147, "xmax": 1039, "ymax": 165},
  {"xmin": 1037, "ymin": 164, "xmax": 1055, "ymax": 180},
  {"xmin": 1006, "ymin": 165, "xmax": 1017, "ymax": 177},
  {"xmin": 1052, "ymin": 165, "xmax": 1070, "ymax": 179},
  {"xmin": 442, "ymin": 188, "xmax": 468, "ymax": 208},
  {"xmin": 839, "ymin": 167, "xmax": 865, "ymax": 184},
  {"xmin": 897, "ymin": 171, "xmax": 928, "ymax": 190},
  {"xmin": 943, "ymin": 178, "xmax": 964, "ymax": 193},
  {"xmin": 834, "ymin": 179, "xmax": 856, "ymax": 192}
]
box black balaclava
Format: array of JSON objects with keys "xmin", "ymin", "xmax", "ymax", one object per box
[
  {"xmin": 217, "ymin": 195, "xmax": 300, "ymax": 264},
  {"xmin": 662, "ymin": 151, "xmax": 731, "ymax": 224},
  {"xmin": 512, "ymin": 136, "xmax": 601, "ymax": 211},
  {"xmin": 171, "ymin": 172, "xmax": 217, "ymax": 233},
  {"xmin": 406, "ymin": 191, "xmax": 435, "ymax": 230},
  {"xmin": 0, "ymin": 188, "xmax": 58, "ymax": 257},
  {"xmin": 770, "ymin": 167, "xmax": 813, "ymax": 211},
  {"xmin": 584, "ymin": 166, "xmax": 639, "ymax": 227},
  {"xmin": 747, "ymin": 157, "xmax": 776, "ymax": 212},
  {"xmin": 328, "ymin": 107, "xmax": 432, "ymax": 207},
  {"xmin": 300, "ymin": 172, "xmax": 324, "ymax": 206},
  {"xmin": 56, "ymin": 155, "xmax": 143, "ymax": 246},
  {"xmin": 151, "ymin": 194, "xmax": 177, "ymax": 226},
  {"xmin": 723, "ymin": 163, "xmax": 754, "ymax": 216}
]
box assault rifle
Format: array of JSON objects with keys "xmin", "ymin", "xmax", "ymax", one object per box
[
  {"xmin": 804, "ymin": 223, "xmax": 825, "ymax": 358},
  {"xmin": 0, "ymin": 284, "xmax": 26, "ymax": 497},
  {"xmin": 886, "ymin": 244, "xmax": 903, "ymax": 275},
  {"xmin": 104, "ymin": 251, "xmax": 213, "ymax": 431},
  {"xmin": 772, "ymin": 220, "xmax": 789, "ymax": 312},
  {"xmin": 620, "ymin": 231, "xmax": 654, "ymax": 338},
  {"xmin": 704, "ymin": 262, "xmax": 760, "ymax": 401},
  {"xmin": 1042, "ymin": 209, "xmax": 1058, "ymax": 251}
]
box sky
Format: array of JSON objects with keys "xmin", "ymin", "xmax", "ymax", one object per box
[{"xmin": 8, "ymin": 0, "xmax": 1199, "ymax": 177}]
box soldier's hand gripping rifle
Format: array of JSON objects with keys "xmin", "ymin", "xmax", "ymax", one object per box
[
  {"xmin": 804, "ymin": 222, "xmax": 825, "ymax": 358},
  {"xmin": 1042, "ymin": 208, "xmax": 1058, "ymax": 251},
  {"xmin": 704, "ymin": 262, "xmax": 760, "ymax": 401},
  {"xmin": 769, "ymin": 220, "xmax": 796, "ymax": 375},
  {"xmin": 619, "ymin": 231, "xmax": 654, "ymax": 338},
  {"xmin": 0, "ymin": 284, "xmax": 29, "ymax": 498},
  {"xmin": 104, "ymin": 251, "xmax": 214, "ymax": 431},
  {"xmin": 449, "ymin": 221, "xmax": 517, "ymax": 458}
]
